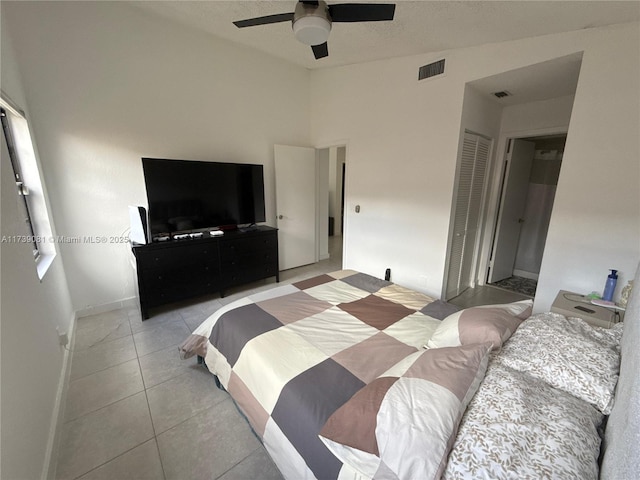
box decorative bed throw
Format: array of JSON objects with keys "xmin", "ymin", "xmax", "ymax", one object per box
[
  {"xmin": 493, "ymin": 312, "xmax": 623, "ymax": 414},
  {"xmin": 319, "ymin": 343, "xmax": 491, "ymax": 480},
  {"xmin": 427, "ymin": 300, "xmax": 533, "ymax": 350}
]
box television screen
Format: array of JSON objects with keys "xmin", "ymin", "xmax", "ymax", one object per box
[{"xmin": 142, "ymin": 158, "xmax": 266, "ymax": 235}]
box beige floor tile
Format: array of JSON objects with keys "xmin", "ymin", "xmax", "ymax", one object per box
[
  {"xmin": 76, "ymin": 439, "xmax": 165, "ymax": 480},
  {"xmin": 133, "ymin": 321, "xmax": 191, "ymax": 357},
  {"xmin": 74, "ymin": 313, "xmax": 132, "ymax": 351},
  {"xmin": 180, "ymin": 309, "xmax": 211, "ymax": 333},
  {"xmin": 157, "ymin": 399, "xmax": 261, "ymax": 480},
  {"xmin": 70, "ymin": 335, "xmax": 137, "ymax": 381},
  {"xmin": 139, "ymin": 343, "xmax": 199, "ymax": 389},
  {"xmin": 217, "ymin": 446, "xmax": 284, "ymax": 480},
  {"xmin": 76, "ymin": 309, "xmax": 129, "ymax": 328},
  {"xmin": 146, "ymin": 368, "xmax": 228, "ymax": 434},
  {"xmin": 56, "ymin": 392, "xmax": 154, "ymax": 480},
  {"xmin": 65, "ymin": 359, "xmax": 144, "ymax": 422},
  {"xmin": 129, "ymin": 309, "xmax": 184, "ymax": 334}
]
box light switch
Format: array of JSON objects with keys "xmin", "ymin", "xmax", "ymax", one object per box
[{"xmin": 355, "ymin": 205, "xmax": 360, "ymax": 213}]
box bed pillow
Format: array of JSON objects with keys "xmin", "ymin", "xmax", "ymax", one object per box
[
  {"xmin": 444, "ymin": 362, "xmax": 604, "ymax": 480},
  {"xmin": 319, "ymin": 343, "xmax": 491, "ymax": 480},
  {"xmin": 493, "ymin": 312, "xmax": 623, "ymax": 414},
  {"xmin": 426, "ymin": 300, "xmax": 533, "ymax": 350}
]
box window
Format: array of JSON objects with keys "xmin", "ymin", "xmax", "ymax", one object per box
[
  {"xmin": 2, "ymin": 107, "xmax": 39, "ymax": 258},
  {"xmin": 1, "ymin": 93, "xmax": 56, "ymax": 279}
]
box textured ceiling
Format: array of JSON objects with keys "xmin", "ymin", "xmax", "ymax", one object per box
[{"xmin": 131, "ymin": 1, "xmax": 640, "ymax": 70}]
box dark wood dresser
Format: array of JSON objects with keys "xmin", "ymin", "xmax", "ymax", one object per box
[{"xmin": 132, "ymin": 226, "xmax": 278, "ymax": 319}]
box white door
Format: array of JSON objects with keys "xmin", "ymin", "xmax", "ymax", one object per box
[
  {"xmin": 445, "ymin": 133, "xmax": 492, "ymax": 299},
  {"xmin": 488, "ymin": 139, "xmax": 535, "ymax": 283},
  {"xmin": 274, "ymin": 144, "xmax": 317, "ymax": 270}
]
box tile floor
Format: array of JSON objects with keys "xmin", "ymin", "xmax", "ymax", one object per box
[
  {"xmin": 448, "ymin": 284, "xmax": 532, "ymax": 309},
  {"xmin": 55, "ymin": 237, "xmax": 343, "ymax": 480}
]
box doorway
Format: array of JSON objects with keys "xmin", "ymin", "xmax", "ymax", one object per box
[
  {"xmin": 327, "ymin": 145, "xmax": 346, "ymax": 267},
  {"xmin": 487, "ymin": 134, "xmax": 566, "ymax": 296},
  {"xmin": 274, "ymin": 144, "xmax": 347, "ymax": 271}
]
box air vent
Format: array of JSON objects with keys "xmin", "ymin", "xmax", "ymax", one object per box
[
  {"xmin": 418, "ymin": 59, "xmax": 445, "ymax": 80},
  {"xmin": 493, "ymin": 90, "xmax": 512, "ymax": 98}
]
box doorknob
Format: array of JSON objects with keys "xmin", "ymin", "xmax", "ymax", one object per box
[
  {"xmin": 278, "ymin": 215, "xmax": 284, "ymax": 220},
  {"xmin": 518, "ymin": 218, "xmax": 525, "ymax": 224}
]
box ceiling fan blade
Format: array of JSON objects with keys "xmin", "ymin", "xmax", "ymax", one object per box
[
  {"xmin": 329, "ymin": 3, "xmax": 395, "ymax": 22},
  {"xmin": 299, "ymin": 0, "xmax": 320, "ymax": 5},
  {"xmin": 233, "ymin": 12, "xmax": 294, "ymax": 28},
  {"xmin": 312, "ymin": 42, "xmax": 329, "ymax": 59}
]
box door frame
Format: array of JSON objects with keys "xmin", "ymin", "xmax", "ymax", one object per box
[
  {"xmin": 315, "ymin": 140, "xmax": 349, "ymax": 266},
  {"xmin": 476, "ymin": 126, "xmax": 568, "ymax": 287},
  {"xmin": 273, "ymin": 141, "xmax": 348, "ymax": 270},
  {"xmin": 486, "ymin": 138, "xmax": 536, "ymax": 283}
]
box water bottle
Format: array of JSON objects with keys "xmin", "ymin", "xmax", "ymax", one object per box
[{"xmin": 602, "ymin": 269, "xmax": 618, "ymax": 302}]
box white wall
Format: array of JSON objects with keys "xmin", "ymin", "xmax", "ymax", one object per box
[
  {"xmin": 0, "ymin": 9, "xmax": 75, "ymax": 480},
  {"xmin": 3, "ymin": 1, "xmax": 311, "ymax": 313},
  {"xmin": 536, "ymin": 25, "xmax": 640, "ymax": 311},
  {"xmin": 311, "ymin": 23, "xmax": 640, "ymax": 311}
]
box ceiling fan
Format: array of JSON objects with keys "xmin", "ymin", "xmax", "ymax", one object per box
[{"xmin": 233, "ymin": 1, "xmax": 396, "ymax": 59}]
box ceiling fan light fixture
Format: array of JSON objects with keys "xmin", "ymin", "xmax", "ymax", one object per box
[{"xmin": 293, "ymin": 15, "xmax": 331, "ymax": 46}]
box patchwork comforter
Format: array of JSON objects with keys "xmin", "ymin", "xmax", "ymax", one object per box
[
  {"xmin": 180, "ymin": 270, "xmax": 464, "ymax": 479},
  {"xmin": 179, "ymin": 271, "xmax": 611, "ymax": 480}
]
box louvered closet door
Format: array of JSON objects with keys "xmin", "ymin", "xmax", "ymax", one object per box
[{"xmin": 445, "ymin": 133, "xmax": 491, "ymax": 299}]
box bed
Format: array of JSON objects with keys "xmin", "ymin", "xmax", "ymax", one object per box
[{"xmin": 180, "ymin": 267, "xmax": 640, "ymax": 480}]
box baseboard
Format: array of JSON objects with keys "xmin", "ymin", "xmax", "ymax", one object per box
[
  {"xmin": 76, "ymin": 296, "xmax": 138, "ymax": 318},
  {"xmin": 513, "ymin": 269, "xmax": 539, "ymax": 281},
  {"xmin": 42, "ymin": 311, "xmax": 76, "ymax": 480}
]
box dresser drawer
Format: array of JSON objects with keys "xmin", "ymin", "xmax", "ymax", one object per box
[
  {"xmin": 220, "ymin": 250, "xmax": 277, "ymax": 270},
  {"xmin": 224, "ymin": 263, "xmax": 279, "ymax": 287},
  {"xmin": 142, "ymin": 265, "xmax": 220, "ymax": 306},
  {"xmin": 141, "ymin": 263, "xmax": 219, "ymax": 290},
  {"xmin": 219, "ymin": 233, "xmax": 277, "ymax": 258},
  {"xmin": 136, "ymin": 243, "xmax": 217, "ymax": 269}
]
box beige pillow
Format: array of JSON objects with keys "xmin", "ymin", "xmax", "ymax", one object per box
[{"xmin": 427, "ymin": 300, "xmax": 533, "ymax": 350}]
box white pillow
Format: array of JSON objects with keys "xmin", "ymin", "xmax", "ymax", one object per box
[{"xmin": 427, "ymin": 300, "xmax": 533, "ymax": 350}]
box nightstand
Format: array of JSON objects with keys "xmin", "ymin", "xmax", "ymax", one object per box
[{"xmin": 551, "ymin": 290, "xmax": 621, "ymax": 328}]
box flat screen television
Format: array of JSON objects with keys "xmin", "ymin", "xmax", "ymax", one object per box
[{"xmin": 142, "ymin": 157, "xmax": 266, "ymax": 235}]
